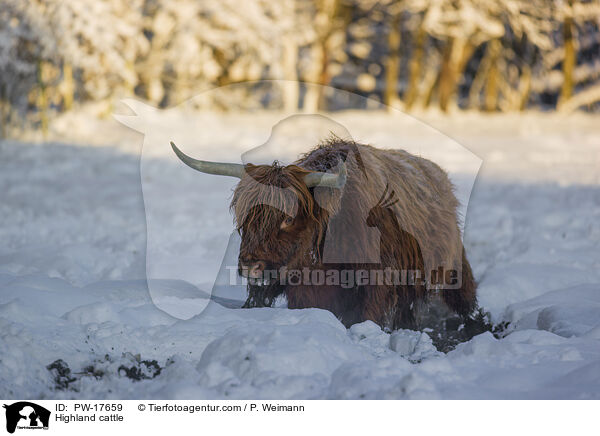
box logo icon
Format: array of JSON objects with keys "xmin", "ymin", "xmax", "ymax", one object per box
[{"xmin": 3, "ymin": 402, "xmax": 50, "ymax": 434}]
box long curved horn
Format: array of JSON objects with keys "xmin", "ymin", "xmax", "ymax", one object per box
[
  {"xmin": 171, "ymin": 141, "xmax": 245, "ymax": 178},
  {"xmin": 304, "ymin": 161, "xmax": 347, "ymax": 189}
]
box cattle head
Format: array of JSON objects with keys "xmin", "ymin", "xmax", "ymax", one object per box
[{"xmin": 170, "ymin": 141, "xmax": 346, "ymax": 288}]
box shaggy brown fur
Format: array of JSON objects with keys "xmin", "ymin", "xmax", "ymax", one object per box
[{"xmin": 232, "ymin": 138, "xmax": 477, "ymax": 331}]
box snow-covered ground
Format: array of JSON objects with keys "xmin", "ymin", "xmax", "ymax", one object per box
[{"xmin": 1, "ymin": 109, "xmax": 599, "ymax": 399}]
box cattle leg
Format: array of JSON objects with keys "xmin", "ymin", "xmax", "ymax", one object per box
[{"xmin": 441, "ymin": 248, "xmax": 477, "ymax": 317}]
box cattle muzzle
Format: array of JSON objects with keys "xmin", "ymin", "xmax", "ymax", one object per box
[
  {"xmin": 239, "ymin": 259, "xmax": 278, "ymax": 287},
  {"xmin": 239, "ymin": 260, "xmax": 266, "ymax": 278}
]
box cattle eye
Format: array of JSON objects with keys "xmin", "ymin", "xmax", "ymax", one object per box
[{"xmin": 280, "ymin": 216, "xmax": 294, "ymax": 229}]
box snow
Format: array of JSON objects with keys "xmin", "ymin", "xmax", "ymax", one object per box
[{"xmin": 1, "ymin": 109, "xmax": 599, "ymax": 399}]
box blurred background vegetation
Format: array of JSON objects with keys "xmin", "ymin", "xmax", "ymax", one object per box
[{"xmin": 1, "ymin": 0, "xmax": 599, "ymax": 137}]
